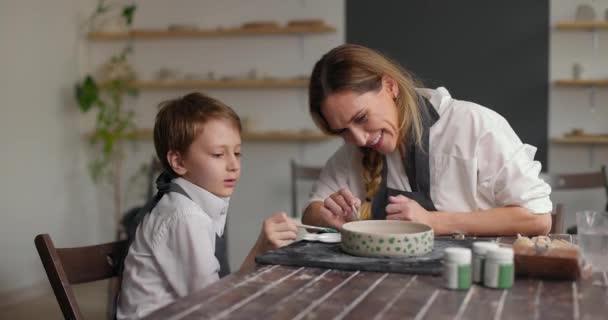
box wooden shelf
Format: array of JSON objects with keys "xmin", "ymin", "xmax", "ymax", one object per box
[
  {"xmin": 118, "ymin": 128, "xmax": 334, "ymax": 142},
  {"xmin": 88, "ymin": 25, "xmax": 336, "ymax": 40},
  {"xmin": 242, "ymin": 131, "xmax": 334, "ymax": 142},
  {"xmin": 555, "ymin": 22, "xmax": 608, "ymax": 31},
  {"xmin": 107, "ymin": 79, "xmax": 309, "ymax": 89},
  {"xmin": 551, "ymin": 136, "xmax": 608, "ymax": 145},
  {"xmin": 553, "ymin": 79, "xmax": 608, "ymax": 87}
]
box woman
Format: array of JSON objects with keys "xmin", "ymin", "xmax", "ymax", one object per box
[{"xmin": 302, "ymin": 44, "xmax": 551, "ymax": 236}]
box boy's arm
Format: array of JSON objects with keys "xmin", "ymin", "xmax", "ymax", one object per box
[
  {"xmin": 240, "ymin": 238, "xmax": 265, "ymax": 272},
  {"xmin": 240, "ymin": 212, "xmax": 297, "ymax": 272}
]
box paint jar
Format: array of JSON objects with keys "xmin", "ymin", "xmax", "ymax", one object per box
[
  {"xmin": 484, "ymin": 247, "xmax": 514, "ymax": 289},
  {"xmin": 472, "ymin": 242, "xmax": 499, "ymax": 284},
  {"xmin": 443, "ymin": 247, "xmax": 472, "ymax": 290}
]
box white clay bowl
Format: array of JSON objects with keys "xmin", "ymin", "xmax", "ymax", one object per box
[{"xmin": 341, "ymin": 220, "xmax": 434, "ymax": 257}]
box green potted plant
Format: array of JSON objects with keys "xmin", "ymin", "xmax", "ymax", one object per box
[{"xmin": 75, "ymin": 1, "xmax": 138, "ymax": 227}]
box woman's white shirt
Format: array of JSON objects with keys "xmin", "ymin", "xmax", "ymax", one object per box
[
  {"xmin": 117, "ymin": 177, "xmax": 229, "ymax": 320},
  {"xmin": 309, "ymin": 87, "xmax": 552, "ymax": 214}
]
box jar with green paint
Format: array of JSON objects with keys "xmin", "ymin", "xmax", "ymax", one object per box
[
  {"xmin": 483, "ymin": 247, "xmax": 514, "ymax": 289},
  {"xmin": 472, "ymin": 242, "xmax": 499, "ymax": 284},
  {"xmin": 443, "ymin": 247, "xmax": 472, "ymax": 290}
]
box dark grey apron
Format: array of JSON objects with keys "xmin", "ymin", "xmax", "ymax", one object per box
[
  {"xmin": 115, "ymin": 172, "xmax": 230, "ymax": 319},
  {"xmin": 371, "ymin": 97, "xmax": 440, "ymax": 219},
  {"xmin": 141, "ymin": 171, "xmax": 231, "ymax": 277}
]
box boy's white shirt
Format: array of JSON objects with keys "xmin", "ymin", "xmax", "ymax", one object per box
[{"xmin": 117, "ymin": 177, "xmax": 229, "ymax": 320}]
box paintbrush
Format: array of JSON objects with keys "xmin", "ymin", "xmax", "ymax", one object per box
[
  {"xmin": 351, "ymin": 203, "xmax": 360, "ymax": 221},
  {"xmin": 295, "ymin": 223, "xmax": 338, "ymax": 233}
]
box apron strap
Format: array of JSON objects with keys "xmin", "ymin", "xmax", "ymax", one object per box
[
  {"xmin": 371, "ymin": 96, "xmax": 439, "ymax": 219},
  {"xmin": 114, "ymin": 172, "xmax": 231, "ymax": 318}
]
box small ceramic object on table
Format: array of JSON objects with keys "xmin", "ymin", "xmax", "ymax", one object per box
[{"xmin": 340, "ymin": 220, "xmax": 434, "ymax": 257}]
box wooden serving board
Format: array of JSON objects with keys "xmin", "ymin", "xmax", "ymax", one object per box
[{"xmin": 255, "ymin": 238, "xmax": 476, "ymax": 275}]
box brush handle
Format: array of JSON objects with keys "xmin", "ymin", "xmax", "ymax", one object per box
[{"xmin": 350, "ymin": 203, "xmax": 360, "ymax": 221}]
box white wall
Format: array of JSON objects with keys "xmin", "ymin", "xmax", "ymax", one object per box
[
  {"xmin": 549, "ymin": 0, "xmax": 608, "ymax": 229},
  {"xmin": 0, "ymin": 0, "xmax": 344, "ymax": 297},
  {"xmin": 0, "ymin": 0, "xmax": 102, "ymax": 294}
]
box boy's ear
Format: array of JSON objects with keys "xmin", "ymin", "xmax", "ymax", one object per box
[{"xmin": 167, "ymin": 150, "xmax": 187, "ymax": 176}]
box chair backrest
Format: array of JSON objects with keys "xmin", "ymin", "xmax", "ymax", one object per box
[
  {"xmin": 541, "ymin": 166, "xmax": 608, "ymax": 233},
  {"xmin": 34, "ymin": 233, "xmax": 128, "ymax": 320},
  {"xmin": 290, "ymin": 160, "xmax": 322, "ymax": 218}
]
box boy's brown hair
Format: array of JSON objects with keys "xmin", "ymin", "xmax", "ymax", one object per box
[{"xmin": 153, "ymin": 92, "xmax": 242, "ymax": 176}]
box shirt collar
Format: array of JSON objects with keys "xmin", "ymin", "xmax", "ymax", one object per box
[
  {"xmin": 172, "ymin": 177, "xmax": 230, "ymax": 221},
  {"xmin": 416, "ymin": 87, "xmax": 451, "ymax": 113}
]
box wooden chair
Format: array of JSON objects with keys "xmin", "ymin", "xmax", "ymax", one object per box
[
  {"xmin": 541, "ymin": 165, "xmax": 608, "ymax": 233},
  {"xmin": 290, "ymin": 160, "xmax": 322, "ymax": 218},
  {"xmin": 34, "ymin": 233, "xmax": 128, "ymax": 320}
]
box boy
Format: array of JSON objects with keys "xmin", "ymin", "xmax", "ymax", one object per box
[{"xmin": 117, "ymin": 92, "xmax": 297, "ymax": 319}]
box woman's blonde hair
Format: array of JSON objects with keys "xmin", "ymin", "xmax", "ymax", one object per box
[{"xmin": 309, "ymin": 44, "xmax": 423, "ymax": 220}]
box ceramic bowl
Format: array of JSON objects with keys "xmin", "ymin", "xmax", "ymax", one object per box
[{"xmin": 341, "ymin": 220, "xmax": 434, "ymax": 257}]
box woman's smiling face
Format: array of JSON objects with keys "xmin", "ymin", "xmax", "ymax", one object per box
[{"xmin": 321, "ymin": 77, "xmax": 400, "ymax": 155}]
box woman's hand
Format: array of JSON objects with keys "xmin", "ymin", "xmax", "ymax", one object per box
[
  {"xmin": 257, "ymin": 212, "xmax": 298, "ymax": 252},
  {"xmin": 385, "ymin": 195, "xmax": 432, "ymax": 226},
  {"xmin": 319, "ymin": 188, "xmax": 361, "ymax": 229}
]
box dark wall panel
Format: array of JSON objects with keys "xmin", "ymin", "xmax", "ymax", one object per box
[{"xmin": 347, "ymin": 0, "xmax": 549, "ymax": 167}]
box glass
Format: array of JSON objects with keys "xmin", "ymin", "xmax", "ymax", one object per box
[{"xmin": 577, "ymin": 211, "xmax": 608, "ymax": 272}]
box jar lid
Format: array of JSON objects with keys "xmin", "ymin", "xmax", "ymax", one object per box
[
  {"xmin": 486, "ymin": 247, "xmax": 514, "ymax": 260},
  {"xmin": 473, "ymin": 242, "xmax": 499, "ymax": 255},
  {"xmin": 444, "ymin": 247, "xmax": 471, "ymax": 264}
]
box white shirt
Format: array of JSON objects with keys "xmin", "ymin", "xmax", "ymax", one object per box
[
  {"xmin": 309, "ymin": 87, "xmax": 552, "ymax": 214},
  {"xmin": 117, "ymin": 178, "xmax": 229, "ymax": 320}
]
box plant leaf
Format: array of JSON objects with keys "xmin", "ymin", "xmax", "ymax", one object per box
[
  {"xmin": 122, "ymin": 5, "xmax": 137, "ymax": 25},
  {"xmin": 75, "ymin": 76, "xmax": 98, "ymax": 112}
]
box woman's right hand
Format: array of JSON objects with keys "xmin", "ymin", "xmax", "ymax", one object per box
[{"xmin": 319, "ymin": 188, "xmax": 361, "ymax": 229}]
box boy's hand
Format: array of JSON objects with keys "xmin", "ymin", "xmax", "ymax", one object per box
[
  {"xmin": 258, "ymin": 212, "xmax": 297, "ymax": 252},
  {"xmin": 320, "ymin": 188, "xmax": 361, "ymax": 229}
]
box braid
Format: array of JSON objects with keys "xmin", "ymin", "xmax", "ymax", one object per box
[{"xmin": 359, "ymin": 148, "xmax": 383, "ymax": 220}]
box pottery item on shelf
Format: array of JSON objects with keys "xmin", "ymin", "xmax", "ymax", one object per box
[
  {"xmin": 155, "ymin": 67, "xmax": 181, "ymax": 81},
  {"xmin": 287, "ymin": 19, "xmax": 325, "ymax": 28},
  {"xmin": 247, "ymin": 68, "xmax": 258, "ymax": 80},
  {"xmin": 97, "ymin": 58, "xmax": 136, "ymax": 83},
  {"xmin": 566, "ymin": 128, "xmax": 585, "ymax": 137},
  {"xmin": 183, "ymin": 72, "xmax": 205, "ymax": 80},
  {"xmin": 167, "ymin": 24, "xmax": 199, "ymax": 32},
  {"xmin": 241, "ymin": 21, "xmax": 280, "ymax": 29},
  {"xmin": 575, "ymin": 4, "xmax": 596, "ymax": 21},
  {"xmin": 341, "ymin": 220, "xmax": 434, "ymax": 258},
  {"xmin": 572, "ymin": 63, "xmax": 583, "ymax": 80}
]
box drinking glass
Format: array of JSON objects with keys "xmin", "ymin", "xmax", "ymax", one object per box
[{"xmin": 577, "ymin": 210, "xmax": 608, "ymax": 272}]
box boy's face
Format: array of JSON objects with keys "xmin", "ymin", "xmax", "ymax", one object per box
[{"xmin": 176, "ymin": 119, "xmax": 241, "ymax": 197}]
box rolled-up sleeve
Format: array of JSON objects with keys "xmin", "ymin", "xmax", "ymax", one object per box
[
  {"xmin": 476, "ymin": 116, "xmax": 552, "ymax": 214},
  {"xmin": 308, "ymin": 145, "xmax": 354, "ymax": 204}
]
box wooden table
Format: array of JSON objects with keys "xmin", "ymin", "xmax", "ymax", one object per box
[{"xmin": 145, "ymin": 237, "xmax": 608, "ymax": 320}]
